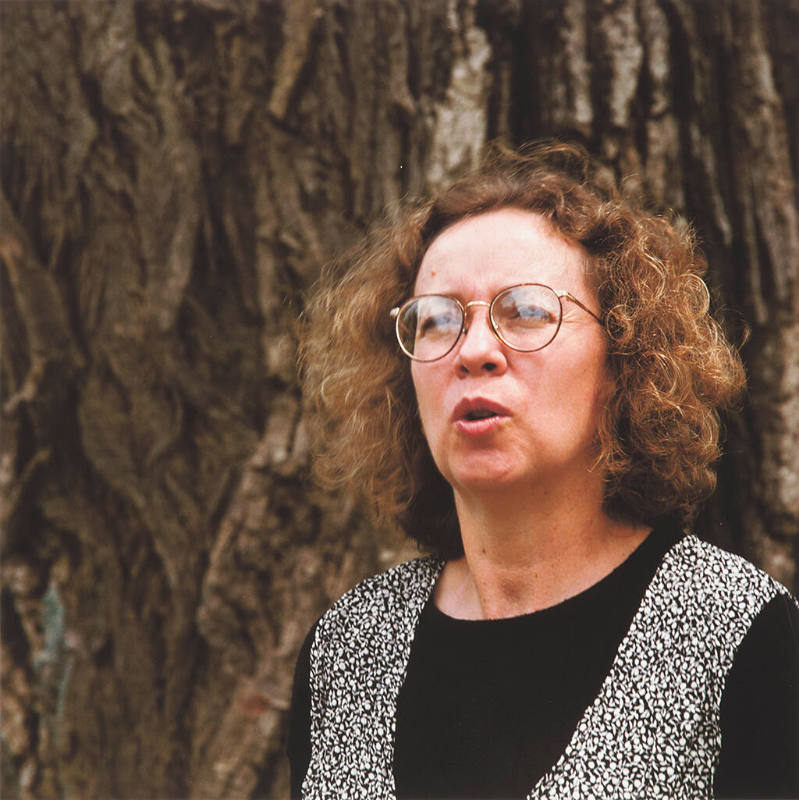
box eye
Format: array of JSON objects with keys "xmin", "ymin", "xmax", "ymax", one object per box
[
  {"xmin": 498, "ymin": 301, "xmax": 557, "ymax": 331},
  {"xmin": 396, "ymin": 297, "xmax": 463, "ymax": 359},
  {"xmin": 417, "ymin": 309, "xmax": 460, "ymax": 339},
  {"xmin": 493, "ymin": 286, "xmax": 560, "ymax": 334},
  {"xmin": 509, "ymin": 303, "xmax": 554, "ymax": 325}
]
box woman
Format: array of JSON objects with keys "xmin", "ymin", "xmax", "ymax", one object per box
[{"xmin": 290, "ymin": 142, "xmax": 799, "ymax": 799}]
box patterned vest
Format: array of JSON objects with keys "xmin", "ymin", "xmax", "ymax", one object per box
[{"xmin": 302, "ymin": 536, "xmax": 789, "ymax": 799}]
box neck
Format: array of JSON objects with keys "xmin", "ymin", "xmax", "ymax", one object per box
[{"xmin": 435, "ymin": 474, "xmax": 649, "ymax": 620}]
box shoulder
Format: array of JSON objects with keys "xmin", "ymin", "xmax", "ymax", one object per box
[
  {"xmin": 305, "ymin": 557, "xmax": 445, "ymax": 726},
  {"xmin": 724, "ymin": 592, "xmax": 799, "ymax": 704},
  {"xmin": 664, "ymin": 534, "xmax": 792, "ymax": 609},
  {"xmin": 644, "ymin": 534, "xmax": 796, "ymax": 664},
  {"xmin": 314, "ymin": 556, "xmax": 444, "ymax": 644},
  {"xmin": 322, "ymin": 556, "xmax": 444, "ymax": 615},
  {"xmin": 715, "ymin": 593, "xmax": 799, "ymax": 797}
]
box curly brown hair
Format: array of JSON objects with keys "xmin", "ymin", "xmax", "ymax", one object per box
[{"xmin": 301, "ymin": 141, "xmax": 745, "ymax": 558}]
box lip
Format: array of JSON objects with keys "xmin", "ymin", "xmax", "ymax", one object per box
[{"xmin": 451, "ymin": 397, "xmax": 511, "ymax": 436}]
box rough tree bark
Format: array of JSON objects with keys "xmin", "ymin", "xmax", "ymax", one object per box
[{"xmin": 1, "ymin": 0, "xmax": 796, "ymax": 798}]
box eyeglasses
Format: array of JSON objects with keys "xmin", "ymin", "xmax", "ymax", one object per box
[{"xmin": 390, "ymin": 283, "xmax": 602, "ymax": 362}]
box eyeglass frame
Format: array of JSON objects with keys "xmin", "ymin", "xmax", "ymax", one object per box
[{"xmin": 389, "ymin": 282, "xmax": 603, "ymax": 362}]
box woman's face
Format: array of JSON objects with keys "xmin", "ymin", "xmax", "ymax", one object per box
[{"xmin": 411, "ymin": 208, "xmax": 610, "ymax": 500}]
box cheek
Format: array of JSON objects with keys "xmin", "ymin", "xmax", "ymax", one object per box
[
  {"xmin": 411, "ymin": 364, "xmax": 443, "ymax": 439},
  {"xmin": 410, "ymin": 364, "xmax": 429, "ymax": 422},
  {"xmin": 556, "ymin": 344, "xmax": 611, "ymax": 423},
  {"xmin": 410, "ymin": 363, "xmax": 422, "ymax": 408}
]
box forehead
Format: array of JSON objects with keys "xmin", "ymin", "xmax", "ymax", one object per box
[{"xmin": 414, "ymin": 208, "xmax": 589, "ymax": 296}]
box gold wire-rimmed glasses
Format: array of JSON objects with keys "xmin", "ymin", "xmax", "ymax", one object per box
[{"xmin": 389, "ymin": 283, "xmax": 603, "ymax": 362}]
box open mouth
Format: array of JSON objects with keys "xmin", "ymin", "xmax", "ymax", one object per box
[
  {"xmin": 463, "ymin": 410, "xmax": 498, "ymax": 421},
  {"xmin": 451, "ymin": 398, "xmax": 510, "ymax": 429}
]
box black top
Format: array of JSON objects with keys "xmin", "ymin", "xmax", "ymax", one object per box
[{"xmin": 288, "ymin": 523, "xmax": 799, "ymax": 798}]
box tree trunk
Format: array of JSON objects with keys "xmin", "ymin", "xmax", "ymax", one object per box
[{"xmin": 1, "ymin": 0, "xmax": 796, "ymax": 798}]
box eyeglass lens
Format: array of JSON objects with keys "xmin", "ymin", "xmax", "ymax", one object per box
[{"xmin": 395, "ymin": 284, "xmax": 562, "ymax": 361}]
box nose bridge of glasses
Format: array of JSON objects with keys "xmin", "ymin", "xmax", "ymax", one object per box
[
  {"xmin": 461, "ymin": 299, "xmax": 491, "ymax": 331},
  {"xmin": 459, "ymin": 299, "xmax": 506, "ymax": 357}
]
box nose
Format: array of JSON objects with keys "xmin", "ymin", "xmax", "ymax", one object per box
[{"xmin": 455, "ymin": 302, "xmax": 508, "ymax": 376}]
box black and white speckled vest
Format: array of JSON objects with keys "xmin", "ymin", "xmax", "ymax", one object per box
[{"xmin": 302, "ymin": 535, "xmax": 789, "ymax": 799}]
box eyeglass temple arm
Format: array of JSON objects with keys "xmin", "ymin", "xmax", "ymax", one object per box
[
  {"xmin": 390, "ymin": 307, "xmax": 399, "ymax": 320},
  {"xmin": 557, "ymin": 291, "xmax": 603, "ymax": 323}
]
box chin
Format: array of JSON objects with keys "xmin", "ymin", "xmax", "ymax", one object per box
[{"xmin": 446, "ymin": 462, "xmax": 523, "ymax": 495}]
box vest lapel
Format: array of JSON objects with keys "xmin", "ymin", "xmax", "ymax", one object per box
[
  {"xmin": 303, "ymin": 557, "xmax": 444, "ymax": 799},
  {"xmin": 526, "ymin": 536, "xmax": 779, "ymax": 800}
]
